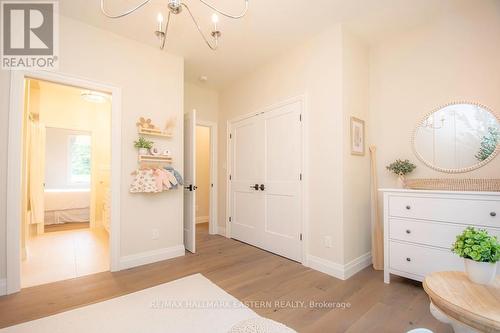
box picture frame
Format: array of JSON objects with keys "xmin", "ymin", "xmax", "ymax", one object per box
[{"xmin": 350, "ymin": 117, "xmax": 365, "ymax": 156}]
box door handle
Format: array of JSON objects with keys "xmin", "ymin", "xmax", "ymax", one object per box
[
  {"xmin": 250, "ymin": 184, "xmax": 259, "ymax": 191},
  {"xmin": 259, "ymin": 184, "xmax": 265, "ymax": 191},
  {"xmin": 184, "ymin": 184, "xmax": 197, "ymax": 191}
]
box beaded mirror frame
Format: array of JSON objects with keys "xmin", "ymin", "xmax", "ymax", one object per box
[{"xmin": 412, "ymin": 101, "xmax": 500, "ymax": 174}]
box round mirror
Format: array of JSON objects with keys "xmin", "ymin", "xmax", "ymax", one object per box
[{"xmin": 413, "ymin": 102, "xmax": 500, "ymax": 173}]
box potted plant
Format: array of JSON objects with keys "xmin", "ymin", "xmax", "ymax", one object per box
[
  {"xmin": 386, "ymin": 159, "xmax": 416, "ymax": 188},
  {"xmin": 452, "ymin": 227, "xmax": 500, "ymax": 285},
  {"xmin": 134, "ymin": 136, "xmax": 154, "ymax": 156}
]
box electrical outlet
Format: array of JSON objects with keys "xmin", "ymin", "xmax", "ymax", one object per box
[
  {"xmin": 324, "ymin": 236, "xmax": 332, "ymax": 248},
  {"xmin": 152, "ymin": 229, "xmax": 160, "ymax": 240}
]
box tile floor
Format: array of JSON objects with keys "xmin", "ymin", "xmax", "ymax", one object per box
[{"xmin": 21, "ymin": 228, "xmax": 109, "ymax": 288}]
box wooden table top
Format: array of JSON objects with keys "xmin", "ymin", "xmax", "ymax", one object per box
[{"xmin": 423, "ymin": 271, "xmax": 500, "ymax": 333}]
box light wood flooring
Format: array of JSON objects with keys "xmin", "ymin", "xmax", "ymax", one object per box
[
  {"xmin": 21, "ymin": 228, "xmax": 109, "ymax": 288},
  {"xmin": 0, "ymin": 223, "xmax": 452, "ymax": 332}
]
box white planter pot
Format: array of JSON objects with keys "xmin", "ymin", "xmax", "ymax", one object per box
[
  {"xmin": 464, "ymin": 259, "xmax": 497, "ymax": 285},
  {"xmin": 138, "ymin": 148, "xmax": 149, "ymax": 156}
]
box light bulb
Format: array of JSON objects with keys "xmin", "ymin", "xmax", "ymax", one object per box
[
  {"xmin": 157, "ymin": 13, "xmax": 164, "ymax": 31},
  {"xmin": 157, "ymin": 13, "xmax": 164, "ymax": 23},
  {"xmin": 211, "ymin": 13, "xmax": 219, "ymax": 24},
  {"xmin": 211, "ymin": 13, "xmax": 219, "ymax": 31}
]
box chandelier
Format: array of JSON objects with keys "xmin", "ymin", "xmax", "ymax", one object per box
[{"xmin": 100, "ymin": 0, "xmax": 249, "ymax": 50}]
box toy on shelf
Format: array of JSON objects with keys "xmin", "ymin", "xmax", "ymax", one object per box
[{"xmin": 136, "ymin": 116, "xmax": 176, "ymax": 137}]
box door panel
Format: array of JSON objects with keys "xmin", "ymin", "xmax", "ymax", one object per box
[
  {"xmin": 262, "ymin": 101, "xmax": 302, "ymax": 262},
  {"xmin": 183, "ymin": 110, "xmax": 196, "ymax": 253},
  {"xmin": 230, "ymin": 100, "xmax": 303, "ymax": 263},
  {"xmin": 265, "ymin": 105, "xmax": 302, "ymax": 182},
  {"xmin": 230, "ymin": 116, "xmax": 264, "ymax": 245}
]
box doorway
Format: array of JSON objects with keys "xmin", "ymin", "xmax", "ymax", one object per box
[
  {"xmin": 183, "ymin": 111, "xmax": 217, "ymax": 253},
  {"xmin": 20, "ymin": 79, "xmax": 111, "ymax": 288},
  {"xmin": 6, "ymin": 70, "xmax": 122, "ymax": 295}
]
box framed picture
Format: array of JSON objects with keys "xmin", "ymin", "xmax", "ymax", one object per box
[{"xmin": 350, "ymin": 117, "xmax": 365, "ymax": 156}]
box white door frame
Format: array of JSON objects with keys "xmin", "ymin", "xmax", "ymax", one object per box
[
  {"xmin": 196, "ymin": 120, "xmax": 218, "ymax": 236},
  {"xmin": 225, "ymin": 95, "xmax": 309, "ymax": 263},
  {"xmin": 7, "ymin": 70, "xmax": 122, "ymax": 294}
]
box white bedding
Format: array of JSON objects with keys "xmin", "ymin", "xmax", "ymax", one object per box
[{"xmin": 44, "ymin": 189, "xmax": 90, "ymax": 225}]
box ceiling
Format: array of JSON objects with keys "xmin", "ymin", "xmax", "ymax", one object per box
[{"xmin": 60, "ymin": 0, "xmax": 470, "ymax": 89}]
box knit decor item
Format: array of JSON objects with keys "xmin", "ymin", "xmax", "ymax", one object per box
[{"xmin": 228, "ymin": 317, "xmax": 297, "ymax": 333}]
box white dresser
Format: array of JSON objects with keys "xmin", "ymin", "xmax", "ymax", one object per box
[{"xmin": 381, "ymin": 189, "xmax": 500, "ymax": 284}]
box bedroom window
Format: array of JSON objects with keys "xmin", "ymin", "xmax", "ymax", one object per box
[{"xmin": 68, "ymin": 135, "xmax": 91, "ymax": 184}]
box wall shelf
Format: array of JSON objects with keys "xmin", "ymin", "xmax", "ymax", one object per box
[
  {"xmin": 138, "ymin": 128, "xmax": 173, "ymax": 138},
  {"xmin": 138, "ymin": 155, "xmax": 173, "ymax": 164}
]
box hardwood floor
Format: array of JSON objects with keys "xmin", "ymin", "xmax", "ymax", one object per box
[
  {"xmin": 22, "ymin": 228, "xmax": 109, "ymax": 288},
  {"xmin": 44, "ymin": 222, "xmax": 90, "ymax": 233},
  {"xmin": 0, "ymin": 223, "xmax": 452, "ymax": 332}
]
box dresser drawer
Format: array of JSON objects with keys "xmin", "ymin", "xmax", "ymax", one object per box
[
  {"xmin": 389, "ymin": 241, "xmax": 463, "ymax": 278},
  {"xmin": 389, "ymin": 195, "xmax": 500, "ymax": 228},
  {"xmin": 389, "ymin": 218, "xmax": 500, "ymax": 249}
]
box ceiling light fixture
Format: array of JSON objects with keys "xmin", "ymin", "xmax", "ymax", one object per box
[
  {"xmin": 100, "ymin": 0, "xmax": 250, "ymax": 51},
  {"xmin": 81, "ymin": 90, "xmax": 108, "ymax": 103}
]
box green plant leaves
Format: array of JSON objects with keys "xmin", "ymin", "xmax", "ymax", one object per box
[
  {"xmin": 386, "ymin": 159, "xmax": 416, "ymax": 176},
  {"xmin": 451, "ymin": 227, "xmax": 500, "ymax": 263},
  {"xmin": 134, "ymin": 136, "xmax": 154, "ymax": 149}
]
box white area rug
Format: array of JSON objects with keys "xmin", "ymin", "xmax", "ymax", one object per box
[{"xmin": 1, "ymin": 274, "xmax": 289, "ymax": 333}]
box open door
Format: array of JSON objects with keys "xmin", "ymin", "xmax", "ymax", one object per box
[{"xmin": 183, "ymin": 110, "xmax": 197, "ymax": 253}]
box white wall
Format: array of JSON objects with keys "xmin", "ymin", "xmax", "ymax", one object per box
[
  {"xmin": 219, "ymin": 25, "xmax": 347, "ymax": 264},
  {"xmin": 185, "ymin": 81, "xmax": 219, "ymax": 123},
  {"xmin": 369, "ymin": 1, "xmax": 500, "ymax": 191},
  {"xmin": 342, "ymin": 31, "xmax": 371, "ymax": 263},
  {"xmin": 0, "ymin": 16, "xmax": 184, "ymax": 280},
  {"xmin": 0, "ymin": 69, "xmax": 9, "ymax": 279}
]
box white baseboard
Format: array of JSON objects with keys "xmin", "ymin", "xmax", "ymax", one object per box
[
  {"xmin": 217, "ymin": 225, "xmax": 226, "ymax": 237},
  {"xmin": 0, "ymin": 278, "xmax": 6, "ymax": 296},
  {"xmin": 343, "ymin": 252, "xmax": 372, "ymax": 279},
  {"xmin": 196, "ymin": 216, "xmax": 209, "ymax": 224},
  {"xmin": 119, "ymin": 245, "xmax": 185, "ymax": 270},
  {"xmin": 306, "ymin": 252, "xmax": 372, "ymax": 280},
  {"xmin": 306, "ymin": 255, "xmax": 345, "ymax": 280}
]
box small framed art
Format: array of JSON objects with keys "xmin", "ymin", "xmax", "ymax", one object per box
[{"xmin": 350, "ymin": 117, "xmax": 365, "ymax": 156}]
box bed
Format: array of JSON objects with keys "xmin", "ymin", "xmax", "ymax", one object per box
[{"xmin": 44, "ymin": 189, "xmax": 90, "ymax": 225}]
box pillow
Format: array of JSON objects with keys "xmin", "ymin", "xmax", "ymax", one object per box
[{"xmin": 229, "ymin": 317, "xmax": 297, "ymax": 333}]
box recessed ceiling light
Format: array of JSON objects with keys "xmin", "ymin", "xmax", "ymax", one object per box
[
  {"xmin": 81, "ymin": 90, "xmax": 108, "ymax": 103},
  {"xmin": 199, "ymin": 76, "xmax": 208, "ymax": 82}
]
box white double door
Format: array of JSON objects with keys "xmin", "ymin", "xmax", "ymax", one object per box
[{"xmin": 230, "ymin": 100, "xmax": 303, "ymax": 262}]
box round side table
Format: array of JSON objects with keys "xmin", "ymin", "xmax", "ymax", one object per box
[{"xmin": 423, "ymin": 271, "xmax": 500, "ymax": 333}]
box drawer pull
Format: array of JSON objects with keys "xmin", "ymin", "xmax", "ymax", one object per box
[
  {"xmin": 406, "ymin": 258, "xmax": 412, "ymax": 262},
  {"xmin": 491, "ymin": 212, "xmax": 497, "ymax": 217},
  {"xmin": 406, "ymin": 205, "xmax": 411, "ymax": 210},
  {"xmin": 406, "ymin": 229, "xmax": 411, "ymax": 234}
]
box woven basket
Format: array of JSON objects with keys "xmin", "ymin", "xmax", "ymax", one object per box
[{"xmin": 404, "ymin": 179, "xmax": 500, "ymax": 192}]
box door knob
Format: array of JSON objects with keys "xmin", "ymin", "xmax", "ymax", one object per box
[
  {"xmin": 250, "ymin": 184, "xmax": 259, "ymax": 191},
  {"xmin": 259, "ymin": 184, "xmax": 265, "ymax": 191},
  {"xmin": 491, "ymin": 212, "xmax": 497, "ymax": 217},
  {"xmin": 184, "ymin": 184, "xmax": 197, "ymax": 191}
]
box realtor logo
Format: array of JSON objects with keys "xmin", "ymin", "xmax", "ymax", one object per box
[{"xmin": 1, "ymin": 1, "xmax": 59, "ymax": 69}]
